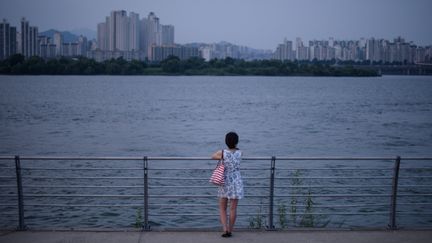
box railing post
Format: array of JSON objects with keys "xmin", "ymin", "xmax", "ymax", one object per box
[
  {"xmin": 388, "ymin": 156, "xmax": 401, "ymax": 230},
  {"xmin": 267, "ymin": 156, "xmax": 276, "ymax": 230},
  {"xmin": 143, "ymin": 156, "xmax": 151, "ymax": 231},
  {"xmin": 14, "ymin": 155, "xmax": 26, "ymax": 231}
]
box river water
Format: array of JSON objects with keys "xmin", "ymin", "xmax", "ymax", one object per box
[{"xmin": 0, "ymin": 75, "xmax": 431, "ymax": 229}]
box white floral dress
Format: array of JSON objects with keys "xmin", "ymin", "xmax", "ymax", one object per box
[{"xmin": 218, "ymin": 149, "xmax": 244, "ymax": 199}]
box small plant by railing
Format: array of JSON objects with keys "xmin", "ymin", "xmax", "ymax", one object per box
[
  {"xmin": 249, "ymin": 199, "xmax": 266, "ymax": 229},
  {"xmin": 276, "ymin": 170, "xmax": 330, "ymax": 228},
  {"xmin": 134, "ymin": 208, "xmax": 143, "ymax": 228},
  {"xmin": 277, "ymin": 203, "xmax": 287, "ymax": 228}
]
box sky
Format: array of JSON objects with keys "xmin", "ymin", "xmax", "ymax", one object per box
[{"xmin": 1, "ymin": 0, "xmax": 431, "ymax": 50}]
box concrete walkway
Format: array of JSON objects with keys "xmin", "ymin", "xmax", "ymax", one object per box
[{"xmin": 1, "ymin": 230, "xmax": 431, "ymax": 243}]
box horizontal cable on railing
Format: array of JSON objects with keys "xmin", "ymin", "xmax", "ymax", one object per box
[
  {"xmin": 149, "ymin": 186, "xmax": 215, "ymax": 189},
  {"xmin": 396, "ymin": 213, "xmax": 432, "ymax": 215},
  {"xmin": 400, "ymin": 168, "xmax": 432, "ymax": 170},
  {"xmin": 150, "ymin": 203, "xmax": 390, "ymax": 208},
  {"xmin": 149, "ymin": 213, "xmax": 243, "ymax": 217},
  {"xmin": 149, "ymin": 178, "xmax": 213, "ymax": 180},
  {"xmin": 2, "ymin": 156, "xmax": 145, "ymax": 161},
  {"xmin": 149, "ymin": 212, "xmax": 391, "ymax": 217},
  {"xmin": 398, "ymin": 185, "xmax": 432, "ymax": 187},
  {"xmin": 0, "ymin": 213, "xmax": 18, "ymax": 216},
  {"xmin": 22, "ymin": 176, "xmax": 142, "ymax": 179},
  {"xmin": 273, "ymin": 185, "xmax": 392, "ymax": 188},
  {"xmin": 276, "ymin": 193, "xmax": 432, "ymax": 197},
  {"xmin": 398, "ymin": 203, "xmax": 432, "ymax": 206},
  {"xmin": 148, "ymin": 168, "xmax": 217, "ymax": 171},
  {"xmin": 271, "ymin": 212, "xmax": 391, "ymax": 215},
  {"xmin": 25, "ymin": 204, "xmax": 143, "ymax": 207},
  {"xmin": 21, "ymin": 167, "xmax": 143, "ymax": 171},
  {"xmin": 23, "ymin": 185, "xmax": 144, "ymax": 188},
  {"xmin": 149, "ymin": 195, "xmax": 267, "ymax": 198},
  {"xmin": 22, "ymin": 194, "xmax": 144, "ymax": 198},
  {"xmin": 275, "ymin": 176, "xmax": 393, "ymax": 179},
  {"xmin": 149, "ymin": 186, "xmax": 269, "ymax": 189},
  {"xmin": 0, "ymin": 204, "xmax": 17, "ymax": 207},
  {"xmin": 0, "ymin": 185, "xmax": 16, "ymax": 187},
  {"xmin": 276, "ymin": 168, "xmax": 392, "ymax": 171},
  {"xmin": 278, "ymin": 203, "xmax": 391, "ymax": 208},
  {"xmin": 149, "ymin": 177, "xmax": 269, "ymax": 180},
  {"xmin": 273, "ymin": 157, "xmax": 396, "ymax": 160},
  {"xmin": 149, "ymin": 203, "xmax": 270, "ymax": 207},
  {"xmin": 274, "ymin": 194, "xmax": 391, "ymax": 197}
]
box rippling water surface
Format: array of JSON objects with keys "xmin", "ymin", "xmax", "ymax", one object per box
[{"xmin": 1, "ymin": 75, "xmax": 431, "ymax": 229}]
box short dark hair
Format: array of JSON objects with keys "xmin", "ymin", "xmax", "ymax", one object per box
[{"xmin": 225, "ymin": 132, "xmax": 239, "ymax": 149}]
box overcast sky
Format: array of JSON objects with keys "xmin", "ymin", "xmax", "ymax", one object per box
[{"xmin": 1, "ymin": 0, "xmax": 431, "ymax": 49}]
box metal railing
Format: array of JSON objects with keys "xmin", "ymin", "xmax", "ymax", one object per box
[{"xmin": 0, "ymin": 155, "xmax": 431, "ymax": 230}]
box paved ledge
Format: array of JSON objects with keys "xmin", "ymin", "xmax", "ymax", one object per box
[{"xmin": 1, "ymin": 230, "xmax": 432, "ymax": 243}]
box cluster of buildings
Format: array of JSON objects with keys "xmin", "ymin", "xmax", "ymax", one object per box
[
  {"xmin": 0, "ymin": 18, "xmax": 89, "ymax": 60},
  {"xmin": 0, "ymin": 11, "xmax": 199, "ymax": 62},
  {"xmin": 89, "ymin": 10, "xmax": 198, "ymax": 62},
  {"xmin": 274, "ymin": 37, "xmax": 432, "ymax": 64},
  {"xmin": 1, "ymin": 11, "xmax": 432, "ymax": 64},
  {"xmin": 196, "ymin": 41, "xmax": 272, "ymax": 61}
]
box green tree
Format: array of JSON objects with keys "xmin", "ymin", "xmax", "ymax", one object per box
[{"xmin": 161, "ymin": 55, "xmax": 183, "ymax": 73}]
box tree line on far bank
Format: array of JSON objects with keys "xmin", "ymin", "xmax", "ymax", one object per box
[{"xmin": 0, "ymin": 54, "xmax": 379, "ymax": 76}]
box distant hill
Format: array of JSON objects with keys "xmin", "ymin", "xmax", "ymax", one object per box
[
  {"xmin": 39, "ymin": 29, "xmax": 80, "ymax": 43},
  {"xmin": 70, "ymin": 28, "xmax": 96, "ymax": 40}
]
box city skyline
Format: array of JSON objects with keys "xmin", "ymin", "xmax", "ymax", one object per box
[
  {"xmin": 1, "ymin": 12, "xmax": 431, "ymax": 64},
  {"xmin": 1, "ymin": 0, "xmax": 432, "ymax": 50}
]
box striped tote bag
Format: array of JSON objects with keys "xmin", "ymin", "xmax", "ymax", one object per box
[{"xmin": 209, "ymin": 151, "xmax": 224, "ymax": 186}]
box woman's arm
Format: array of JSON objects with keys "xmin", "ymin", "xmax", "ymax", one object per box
[{"xmin": 211, "ymin": 150, "xmax": 223, "ymax": 160}]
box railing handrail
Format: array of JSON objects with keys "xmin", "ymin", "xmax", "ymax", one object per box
[
  {"xmin": 1, "ymin": 156, "xmax": 432, "ymax": 160},
  {"xmin": 1, "ymin": 155, "xmax": 431, "ymax": 231}
]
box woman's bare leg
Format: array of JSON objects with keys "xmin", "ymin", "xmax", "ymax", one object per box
[
  {"xmin": 228, "ymin": 199, "xmax": 239, "ymax": 233},
  {"xmin": 219, "ymin": 198, "xmax": 228, "ymax": 232}
]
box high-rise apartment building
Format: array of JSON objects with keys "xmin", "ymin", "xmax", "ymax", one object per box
[
  {"xmin": 97, "ymin": 22, "xmax": 107, "ymax": 50},
  {"xmin": 274, "ymin": 38, "xmax": 293, "ymax": 61},
  {"xmin": 78, "ymin": 35, "xmax": 88, "ymax": 56},
  {"xmin": 295, "ymin": 37, "xmax": 308, "ymax": 60},
  {"xmin": 141, "ymin": 12, "xmax": 162, "ymax": 57},
  {"xmin": 29, "ymin": 26, "xmax": 38, "ymax": 57},
  {"xmin": 161, "ymin": 25, "xmax": 174, "ymax": 45},
  {"xmin": 97, "ymin": 10, "xmax": 141, "ymax": 52},
  {"xmin": 108, "ymin": 10, "xmax": 127, "ymax": 51},
  {"xmin": 0, "ymin": 19, "xmax": 17, "ymax": 60},
  {"xmin": 129, "ymin": 12, "xmax": 140, "ymax": 51},
  {"xmin": 366, "ymin": 38, "xmax": 382, "ymax": 62},
  {"xmin": 20, "ymin": 18, "xmax": 38, "ymax": 58},
  {"xmin": 20, "ymin": 18, "xmax": 29, "ymax": 57},
  {"xmin": 53, "ymin": 31, "xmax": 62, "ymax": 56}
]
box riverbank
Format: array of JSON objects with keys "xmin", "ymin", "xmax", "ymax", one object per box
[{"xmin": 0, "ymin": 54, "xmax": 380, "ymax": 76}]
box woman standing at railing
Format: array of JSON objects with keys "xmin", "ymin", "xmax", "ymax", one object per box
[{"xmin": 212, "ymin": 132, "xmax": 244, "ymax": 238}]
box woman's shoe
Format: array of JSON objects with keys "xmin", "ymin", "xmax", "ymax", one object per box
[{"xmin": 221, "ymin": 231, "xmax": 232, "ymax": 237}]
